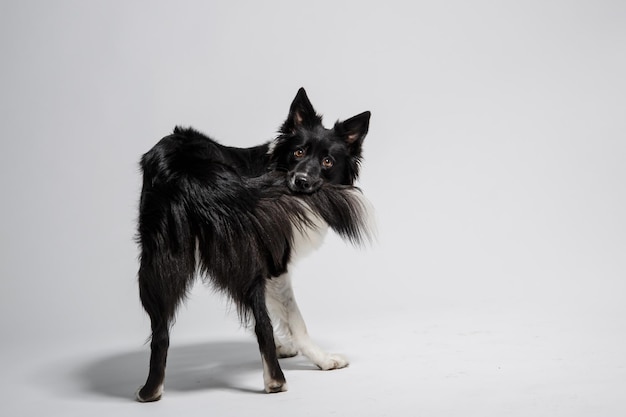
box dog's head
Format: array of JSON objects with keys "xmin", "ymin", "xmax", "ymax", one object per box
[{"xmin": 270, "ymin": 88, "xmax": 370, "ymax": 194}]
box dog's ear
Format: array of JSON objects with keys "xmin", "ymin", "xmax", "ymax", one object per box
[
  {"xmin": 281, "ymin": 88, "xmax": 321, "ymax": 133},
  {"xmin": 335, "ymin": 111, "xmax": 371, "ymax": 149}
]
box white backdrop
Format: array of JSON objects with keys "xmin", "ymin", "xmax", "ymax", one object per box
[{"xmin": 1, "ymin": 1, "xmax": 625, "ymax": 416}]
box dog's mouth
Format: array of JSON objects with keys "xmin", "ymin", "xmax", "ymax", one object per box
[{"xmin": 288, "ymin": 173, "xmax": 323, "ymax": 194}]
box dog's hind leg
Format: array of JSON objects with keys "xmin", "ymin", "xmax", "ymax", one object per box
[
  {"xmin": 247, "ymin": 278, "xmax": 288, "ymax": 393},
  {"xmin": 136, "ymin": 259, "xmax": 192, "ymax": 402},
  {"xmin": 266, "ymin": 274, "xmax": 349, "ymax": 370}
]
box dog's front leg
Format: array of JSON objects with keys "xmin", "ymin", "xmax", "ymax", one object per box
[
  {"xmin": 266, "ymin": 274, "xmax": 348, "ymax": 370},
  {"xmin": 266, "ymin": 275, "xmax": 298, "ymax": 358}
]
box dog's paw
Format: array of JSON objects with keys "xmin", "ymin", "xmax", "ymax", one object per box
[
  {"xmin": 315, "ymin": 353, "xmax": 349, "ymax": 371},
  {"xmin": 264, "ymin": 380, "xmax": 289, "ymax": 394},
  {"xmin": 136, "ymin": 384, "xmax": 164, "ymax": 402},
  {"xmin": 276, "ymin": 344, "xmax": 298, "ymax": 358}
]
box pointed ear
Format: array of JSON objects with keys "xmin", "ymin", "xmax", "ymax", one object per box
[
  {"xmin": 281, "ymin": 87, "xmax": 321, "ymax": 133},
  {"xmin": 335, "ymin": 111, "xmax": 371, "ymax": 147}
]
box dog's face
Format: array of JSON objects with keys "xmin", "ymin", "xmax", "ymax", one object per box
[{"xmin": 272, "ymin": 88, "xmax": 371, "ymax": 194}]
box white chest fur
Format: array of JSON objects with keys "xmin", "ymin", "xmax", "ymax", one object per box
[{"xmin": 290, "ymin": 207, "xmax": 329, "ymax": 263}]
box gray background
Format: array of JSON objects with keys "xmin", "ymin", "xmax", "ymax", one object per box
[{"xmin": 1, "ymin": 1, "xmax": 625, "ymax": 416}]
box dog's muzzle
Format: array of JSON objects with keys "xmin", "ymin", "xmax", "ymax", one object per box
[{"xmin": 289, "ymin": 173, "xmax": 322, "ymax": 193}]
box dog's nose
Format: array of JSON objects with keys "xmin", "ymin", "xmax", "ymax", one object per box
[{"xmin": 294, "ymin": 174, "xmax": 311, "ymax": 191}]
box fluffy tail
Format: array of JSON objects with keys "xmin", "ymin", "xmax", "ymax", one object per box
[
  {"xmin": 300, "ymin": 185, "xmax": 376, "ymax": 246},
  {"xmin": 250, "ymin": 173, "xmax": 376, "ymax": 247}
]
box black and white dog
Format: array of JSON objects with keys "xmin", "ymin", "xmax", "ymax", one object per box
[{"xmin": 136, "ymin": 88, "xmax": 372, "ymax": 402}]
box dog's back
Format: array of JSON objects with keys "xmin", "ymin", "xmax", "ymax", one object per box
[{"xmin": 141, "ymin": 127, "xmax": 269, "ymax": 183}]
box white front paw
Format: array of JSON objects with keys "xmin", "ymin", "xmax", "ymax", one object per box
[{"xmin": 316, "ymin": 353, "xmax": 349, "ymax": 370}]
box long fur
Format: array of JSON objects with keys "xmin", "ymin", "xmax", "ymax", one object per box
[
  {"xmin": 135, "ymin": 88, "xmax": 372, "ymax": 401},
  {"xmin": 138, "ymin": 169, "xmax": 371, "ymax": 322}
]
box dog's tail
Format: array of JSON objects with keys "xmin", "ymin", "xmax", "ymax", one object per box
[
  {"xmin": 249, "ymin": 173, "xmax": 376, "ymax": 247},
  {"xmin": 300, "ymin": 184, "xmax": 376, "ymax": 247}
]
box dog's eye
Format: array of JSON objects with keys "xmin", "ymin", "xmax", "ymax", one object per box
[
  {"xmin": 322, "ymin": 157, "xmax": 334, "ymax": 168},
  {"xmin": 294, "ymin": 149, "xmax": 305, "ymax": 158}
]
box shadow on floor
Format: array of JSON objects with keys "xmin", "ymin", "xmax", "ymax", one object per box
[{"xmin": 71, "ymin": 340, "xmax": 316, "ymax": 400}]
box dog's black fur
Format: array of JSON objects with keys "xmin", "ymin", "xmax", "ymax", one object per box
[{"xmin": 136, "ymin": 88, "xmax": 371, "ymax": 401}]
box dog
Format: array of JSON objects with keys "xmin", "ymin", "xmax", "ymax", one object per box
[{"xmin": 135, "ymin": 88, "xmax": 372, "ymax": 402}]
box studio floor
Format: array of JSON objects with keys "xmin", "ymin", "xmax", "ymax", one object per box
[{"xmin": 4, "ymin": 305, "xmax": 624, "ymax": 417}]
